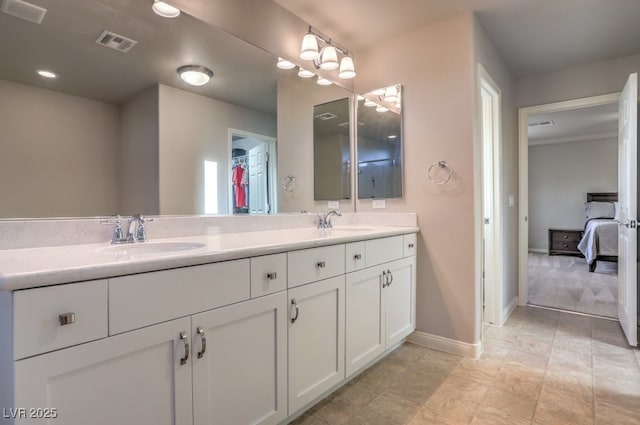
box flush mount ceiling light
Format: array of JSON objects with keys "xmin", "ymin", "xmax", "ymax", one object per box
[
  {"xmin": 277, "ymin": 57, "xmax": 296, "ymax": 69},
  {"xmin": 317, "ymin": 76, "xmax": 332, "ymax": 86},
  {"xmin": 152, "ymin": 0, "xmax": 180, "ymax": 18},
  {"xmin": 177, "ymin": 65, "xmax": 213, "ymax": 86},
  {"xmin": 36, "ymin": 69, "xmax": 56, "ymax": 79},
  {"xmin": 298, "ymin": 26, "xmax": 355, "ymax": 80}
]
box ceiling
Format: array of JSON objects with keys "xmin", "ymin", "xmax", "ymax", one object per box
[{"xmin": 274, "ymin": 0, "xmax": 640, "ymax": 77}]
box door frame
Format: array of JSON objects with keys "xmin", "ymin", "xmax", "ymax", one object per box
[
  {"xmin": 478, "ymin": 64, "xmax": 504, "ymax": 325},
  {"xmin": 228, "ymin": 128, "xmax": 278, "ymax": 214},
  {"xmin": 517, "ymin": 93, "xmax": 620, "ymax": 305}
]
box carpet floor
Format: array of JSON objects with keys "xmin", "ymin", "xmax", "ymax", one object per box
[{"xmin": 528, "ymin": 252, "xmax": 618, "ymax": 318}]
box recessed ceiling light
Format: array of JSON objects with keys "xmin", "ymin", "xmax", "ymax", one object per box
[
  {"xmin": 37, "ymin": 69, "xmax": 56, "ymax": 79},
  {"xmin": 177, "ymin": 65, "xmax": 213, "ymax": 86},
  {"xmin": 152, "ymin": 0, "xmax": 180, "ymax": 18}
]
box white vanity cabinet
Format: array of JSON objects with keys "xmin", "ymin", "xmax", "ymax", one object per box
[{"xmin": 14, "ymin": 316, "xmax": 193, "ymax": 425}]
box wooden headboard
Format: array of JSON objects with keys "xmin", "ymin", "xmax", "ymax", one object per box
[{"xmin": 587, "ymin": 192, "xmax": 618, "ymax": 202}]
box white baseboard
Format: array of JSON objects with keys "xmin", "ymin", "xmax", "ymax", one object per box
[
  {"xmin": 407, "ymin": 331, "xmax": 482, "ymax": 358},
  {"xmin": 528, "ymin": 248, "xmax": 547, "ymax": 254},
  {"xmin": 501, "ymin": 296, "xmax": 518, "ymax": 324}
]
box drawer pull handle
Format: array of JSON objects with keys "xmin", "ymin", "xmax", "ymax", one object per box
[
  {"xmin": 317, "ymin": 261, "xmax": 326, "ymax": 268},
  {"xmin": 196, "ymin": 327, "xmax": 207, "ymax": 359},
  {"xmin": 267, "ymin": 272, "xmax": 277, "ymax": 280},
  {"xmin": 179, "ymin": 332, "xmax": 189, "ymax": 366},
  {"xmin": 563, "ymin": 244, "xmax": 568, "ymax": 248},
  {"xmin": 563, "ymin": 235, "xmax": 568, "ymax": 239},
  {"xmin": 387, "ymin": 269, "xmax": 393, "ymax": 287},
  {"xmin": 58, "ymin": 312, "xmax": 76, "ymax": 326},
  {"xmin": 382, "ymin": 270, "xmax": 388, "ymax": 288},
  {"xmin": 408, "ymin": 243, "xmax": 415, "ymax": 248},
  {"xmin": 291, "ymin": 299, "xmax": 299, "ymax": 323},
  {"xmin": 354, "ymin": 254, "xmax": 362, "ymax": 260}
]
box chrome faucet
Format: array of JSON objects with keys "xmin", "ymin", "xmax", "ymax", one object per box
[
  {"xmin": 317, "ymin": 210, "xmax": 342, "ymax": 229},
  {"xmin": 101, "ymin": 214, "xmax": 153, "ymax": 244}
]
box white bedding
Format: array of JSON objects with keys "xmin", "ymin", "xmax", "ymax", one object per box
[{"xmin": 578, "ymin": 219, "xmax": 619, "ymax": 264}]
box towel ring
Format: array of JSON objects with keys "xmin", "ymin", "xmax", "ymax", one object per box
[
  {"xmin": 281, "ymin": 175, "xmax": 296, "ymax": 192},
  {"xmin": 427, "ymin": 161, "xmax": 452, "ymax": 185}
]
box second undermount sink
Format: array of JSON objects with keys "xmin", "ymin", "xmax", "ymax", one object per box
[{"xmin": 99, "ymin": 241, "xmax": 206, "ymax": 255}]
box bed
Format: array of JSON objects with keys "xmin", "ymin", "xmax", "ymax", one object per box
[{"xmin": 577, "ymin": 192, "xmax": 619, "ymax": 272}]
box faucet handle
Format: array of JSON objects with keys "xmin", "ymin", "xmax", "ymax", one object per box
[
  {"xmin": 134, "ymin": 214, "xmax": 154, "ymax": 242},
  {"xmin": 100, "ymin": 215, "xmax": 125, "ymax": 244}
]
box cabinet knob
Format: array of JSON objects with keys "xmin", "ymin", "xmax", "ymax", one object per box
[
  {"xmin": 408, "ymin": 243, "xmax": 415, "ymax": 248},
  {"xmin": 58, "ymin": 312, "xmax": 76, "ymax": 326},
  {"xmin": 316, "ymin": 261, "xmax": 326, "ymax": 268},
  {"xmin": 563, "ymin": 234, "xmax": 568, "ymax": 239},
  {"xmin": 266, "ymin": 272, "xmax": 277, "ymax": 280},
  {"xmin": 563, "ymin": 243, "xmax": 568, "ymax": 248},
  {"xmin": 353, "ymin": 254, "xmax": 362, "ymax": 260}
]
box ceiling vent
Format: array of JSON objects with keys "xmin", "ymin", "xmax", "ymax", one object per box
[
  {"xmin": 315, "ymin": 112, "xmax": 338, "ymax": 121},
  {"xmin": 0, "ymin": 0, "xmax": 47, "ymax": 24},
  {"xmin": 95, "ymin": 30, "xmax": 138, "ymax": 53},
  {"xmin": 528, "ymin": 120, "xmax": 555, "ymax": 128}
]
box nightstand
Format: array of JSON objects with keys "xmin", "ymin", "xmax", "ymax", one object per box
[{"xmin": 548, "ymin": 228, "xmax": 584, "ymax": 256}]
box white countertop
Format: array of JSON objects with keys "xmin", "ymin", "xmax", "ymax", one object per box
[{"xmin": 0, "ymin": 225, "xmax": 418, "ymax": 291}]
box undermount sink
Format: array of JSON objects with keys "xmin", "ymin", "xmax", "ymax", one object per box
[
  {"xmin": 328, "ymin": 227, "xmax": 377, "ymax": 232},
  {"xmin": 99, "ymin": 241, "xmax": 206, "ymax": 255}
]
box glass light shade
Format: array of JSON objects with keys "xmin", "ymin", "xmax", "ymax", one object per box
[
  {"xmin": 319, "ymin": 45, "xmax": 339, "ymax": 70},
  {"xmin": 338, "ymin": 56, "xmax": 356, "ymax": 79},
  {"xmin": 152, "ymin": 0, "xmax": 181, "ymax": 18},
  {"xmin": 277, "ymin": 57, "xmax": 296, "ymax": 69},
  {"xmin": 357, "ymin": 94, "xmax": 365, "ymax": 101},
  {"xmin": 178, "ymin": 65, "xmax": 213, "ymax": 86},
  {"xmin": 297, "ymin": 67, "xmax": 315, "ymax": 78},
  {"xmin": 300, "ymin": 33, "xmax": 319, "ymax": 60},
  {"xmin": 370, "ymin": 88, "xmax": 385, "ymax": 96},
  {"xmin": 364, "ymin": 99, "xmax": 377, "ymax": 107},
  {"xmin": 37, "ymin": 69, "xmax": 57, "ymax": 79},
  {"xmin": 317, "ymin": 76, "xmax": 332, "ymax": 86},
  {"xmin": 376, "ymin": 105, "xmax": 389, "ymax": 112},
  {"xmin": 383, "ymin": 85, "xmax": 399, "ymax": 103}
]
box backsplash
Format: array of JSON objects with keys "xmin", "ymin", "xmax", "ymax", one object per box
[{"xmin": 0, "ymin": 213, "xmax": 417, "ymax": 250}]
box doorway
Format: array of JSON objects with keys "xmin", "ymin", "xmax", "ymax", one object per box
[{"xmin": 228, "ymin": 129, "xmax": 277, "ymax": 215}]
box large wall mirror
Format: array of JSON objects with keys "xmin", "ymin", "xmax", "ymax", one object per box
[
  {"xmin": 357, "ymin": 84, "xmax": 403, "ymax": 199},
  {"xmin": 0, "ymin": 0, "xmax": 293, "ymax": 218},
  {"xmin": 313, "ymin": 98, "xmax": 351, "ymax": 201}
]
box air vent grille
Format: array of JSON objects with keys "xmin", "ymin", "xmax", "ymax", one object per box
[
  {"xmin": 0, "ymin": 0, "xmax": 47, "ymax": 24},
  {"xmin": 315, "ymin": 112, "xmax": 338, "ymax": 121},
  {"xmin": 95, "ymin": 30, "xmax": 138, "ymax": 53}
]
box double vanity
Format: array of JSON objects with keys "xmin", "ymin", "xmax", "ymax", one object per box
[{"xmin": 0, "ymin": 216, "xmax": 417, "ymax": 425}]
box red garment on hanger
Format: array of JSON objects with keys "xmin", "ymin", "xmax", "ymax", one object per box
[{"xmin": 233, "ymin": 166, "xmax": 247, "ymax": 207}]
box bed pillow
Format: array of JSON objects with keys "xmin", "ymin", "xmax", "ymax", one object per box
[{"xmin": 585, "ymin": 201, "xmax": 615, "ymax": 220}]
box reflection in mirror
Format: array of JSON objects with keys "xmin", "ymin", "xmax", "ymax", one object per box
[
  {"xmin": 357, "ymin": 84, "xmax": 403, "ymax": 199},
  {"xmin": 314, "ymin": 98, "xmax": 351, "ymax": 200},
  {"xmin": 0, "ymin": 0, "xmax": 279, "ymax": 218}
]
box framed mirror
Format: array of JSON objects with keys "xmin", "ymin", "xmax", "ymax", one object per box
[
  {"xmin": 0, "ymin": 0, "xmax": 281, "ymax": 218},
  {"xmin": 356, "ymin": 84, "xmax": 403, "ymax": 199},
  {"xmin": 313, "ymin": 97, "xmax": 351, "ymax": 201}
]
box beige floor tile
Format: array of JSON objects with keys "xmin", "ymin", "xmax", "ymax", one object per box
[
  {"xmin": 513, "ymin": 333, "xmax": 554, "ymax": 357},
  {"xmin": 366, "ymin": 392, "xmax": 420, "ymax": 424},
  {"xmin": 503, "ymin": 347, "xmax": 549, "ymax": 372},
  {"xmin": 314, "ymin": 397, "xmax": 357, "ymax": 425},
  {"xmin": 453, "ymin": 356, "xmax": 503, "ymax": 382},
  {"xmin": 543, "ymin": 368, "xmax": 593, "ymax": 404},
  {"xmin": 547, "ymin": 347, "xmax": 592, "ymax": 372},
  {"xmin": 480, "ymin": 340, "xmax": 512, "ymax": 361},
  {"xmin": 595, "ymin": 400, "xmax": 640, "ymax": 425},
  {"xmin": 535, "ymin": 383, "xmax": 594, "ymax": 424},
  {"xmin": 408, "ymin": 406, "xmax": 472, "ymax": 425},
  {"xmin": 493, "ymin": 364, "xmax": 544, "ymax": 398},
  {"xmin": 337, "ymin": 380, "xmax": 379, "ymax": 407},
  {"xmin": 433, "ymin": 373, "xmax": 490, "ymax": 404},
  {"xmin": 422, "ymin": 386, "xmax": 480, "ymax": 422},
  {"xmin": 416, "ymin": 349, "xmax": 462, "ymax": 374},
  {"xmin": 385, "ymin": 368, "xmax": 444, "ymax": 404},
  {"xmin": 344, "ymin": 408, "xmax": 398, "ymax": 425},
  {"xmin": 480, "ymin": 386, "xmax": 537, "ymax": 421},
  {"xmin": 594, "ymin": 375, "xmax": 640, "ymax": 412},
  {"xmin": 470, "ymin": 407, "xmax": 533, "ymax": 425},
  {"xmin": 288, "ymin": 411, "xmax": 329, "ymax": 425}
]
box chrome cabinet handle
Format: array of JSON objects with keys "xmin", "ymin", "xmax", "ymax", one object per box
[
  {"xmin": 387, "ymin": 269, "xmax": 393, "ymax": 286},
  {"xmin": 382, "ymin": 270, "xmax": 388, "ymax": 288},
  {"xmin": 179, "ymin": 332, "xmax": 189, "ymax": 366},
  {"xmin": 354, "ymin": 254, "xmax": 362, "ymax": 260},
  {"xmin": 267, "ymin": 272, "xmax": 277, "ymax": 280},
  {"xmin": 196, "ymin": 327, "xmax": 206, "ymax": 359},
  {"xmin": 58, "ymin": 312, "xmax": 76, "ymax": 326},
  {"xmin": 316, "ymin": 261, "xmax": 326, "ymax": 268},
  {"xmin": 290, "ymin": 299, "xmax": 299, "ymax": 323}
]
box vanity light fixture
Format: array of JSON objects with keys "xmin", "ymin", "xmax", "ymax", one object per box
[
  {"xmin": 364, "ymin": 99, "xmax": 377, "ymax": 107},
  {"xmin": 277, "ymin": 57, "xmax": 296, "ymax": 69},
  {"xmin": 299, "ymin": 26, "xmax": 355, "ymax": 79},
  {"xmin": 152, "ymin": 0, "xmax": 180, "ymax": 18},
  {"xmin": 177, "ymin": 65, "xmax": 213, "ymax": 86},
  {"xmin": 297, "ymin": 67, "xmax": 315, "ymax": 78},
  {"xmin": 317, "ymin": 76, "xmax": 332, "ymax": 86},
  {"xmin": 37, "ymin": 69, "xmax": 56, "ymax": 79},
  {"xmin": 383, "ymin": 85, "xmax": 399, "ymax": 103}
]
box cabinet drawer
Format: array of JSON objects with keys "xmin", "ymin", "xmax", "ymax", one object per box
[
  {"xmin": 109, "ymin": 260, "xmax": 250, "ymax": 334},
  {"xmin": 551, "ymin": 231, "xmax": 582, "ymax": 242},
  {"xmin": 365, "ymin": 236, "xmax": 403, "ymax": 267},
  {"xmin": 403, "ymin": 234, "xmax": 417, "ymax": 257},
  {"xmin": 251, "ymin": 253, "xmax": 287, "ymax": 298},
  {"xmin": 14, "ymin": 280, "xmax": 108, "ymax": 360},
  {"xmin": 345, "ymin": 242, "xmax": 366, "ymax": 273},
  {"xmin": 551, "ymin": 240, "xmax": 580, "ymax": 252},
  {"xmin": 288, "ymin": 244, "xmax": 345, "ymax": 288}
]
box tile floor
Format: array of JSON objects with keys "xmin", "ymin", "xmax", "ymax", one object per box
[{"xmin": 289, "ymin": 306, "xmax": 640, "ymax": 425}]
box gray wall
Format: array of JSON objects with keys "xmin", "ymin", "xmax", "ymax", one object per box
[
  {"xmin": 528, "ymin": 139, "xmax": 618, "ymax": 251},
  {"xmin": 473, "ymin": 18, "xmax": 519, "ymax": 317},
  {"xmin": 119, "ymin": 86, "xmax": 160, "ymax": 216},
  {"xmin": 0, "ymin": 79, "xmax": 120, "ymax": 218}
]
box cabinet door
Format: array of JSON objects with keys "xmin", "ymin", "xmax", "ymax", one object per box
[
  {"xmin": 192, "ymin": 292, "xmax": 287, "ymax": 425},
  {"xmin": 345, "ymin": 266, "xmax": 385, "ymax": 378},
  {"xmin": 288, "ymin": 276, "xmax": 345, "ymax": 415},
  {"xmin": 384, "ymin": 257, "xmax": 416, "ymax": 348},
  {"xmin": 14, "ymin": 317, "xmax": 193, "ymax": 425}
]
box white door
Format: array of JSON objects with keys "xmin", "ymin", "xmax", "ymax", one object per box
[
  {"xmin": 192, "ymin": 293, "xmax": 287, "ymax": 425},
  {"xmin": 345, "ymin": 266, "xmax": 385, "ymax": 377},
  {"xmin": 249, "ymin": 144, "xmax": 268, "ymax": 214},
  {"xmin": 288, "ymin": 276, "xmax": 345, "ymax": 415},
  {"xmin": 617, "ymin": 73, "xmax": 638, "ymax": 347},
  {"xmin": 14, "ymin": 317, "xmax": 193, "ymax": 425},
  {"xmin": 384, "ymin": 257, "xmax": 416, "ymax": 348}
]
